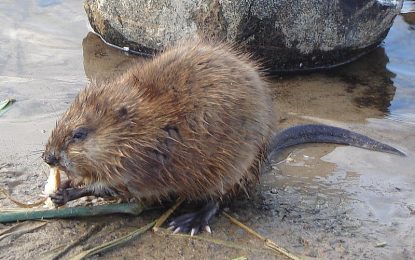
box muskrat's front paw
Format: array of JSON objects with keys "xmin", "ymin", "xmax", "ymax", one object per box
[{"xmin": 49, "ymin": 188, "xmax": 69, "ymax": 206}]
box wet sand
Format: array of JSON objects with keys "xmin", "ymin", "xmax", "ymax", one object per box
[{"xmin": 0, "ymin": 1, "xmax": 414, "ymax": 259}]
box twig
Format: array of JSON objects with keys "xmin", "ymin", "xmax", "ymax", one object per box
[
  {"xmin": 0, "ymin": 221, "xmax": 47, "ymax": 241},
  {"xmin": 223, "ymin": 212, "xmax": 302, "ymax": 260},
  {"xmin": 0, "ymin": 208, "xmax": 47, "ymax": 213},
  {"xmin": 0, "ymin": 98, "xmax": 16, "ymax": 116},
  {"xmin": 153, "ymin": 197, "xmax": 184, "ymax": 231},
  {"xmin": 0, "ymin": 203, "xmax": 144, "ymax": 223},
  {"xmin": 0, "ymin": 187, "xmax": 47, "ymax": 208},
  {"xmin": 38, "ymin": 225, "xmax": 102, "ymax": 260},
  {"xmin": 69, "ymin": 220, "xmax": 156, "ymax": 260}
]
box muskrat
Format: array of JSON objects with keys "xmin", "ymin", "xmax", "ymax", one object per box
[{"xmin": 43, "ymin": 41, "xmax": 404, "ymax": 235}]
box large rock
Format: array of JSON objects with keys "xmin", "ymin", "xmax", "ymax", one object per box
[{"xmin": 84, "ymin": 0, "xmax": 403, "ymax": 72}]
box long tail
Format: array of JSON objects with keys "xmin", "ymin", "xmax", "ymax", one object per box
[{"xmin": 267, "ymin": 124, "xmax": 405, "ymax": 161}]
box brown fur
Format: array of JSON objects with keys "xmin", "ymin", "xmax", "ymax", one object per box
[{"xmin": 45, "ymin": 41, "xmax": 274, "ymax": 203}]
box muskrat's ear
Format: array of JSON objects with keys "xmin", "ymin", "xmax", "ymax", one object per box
[{"xmin": 117, "ymin": 106, "xmax": 128, "ymax": 120}]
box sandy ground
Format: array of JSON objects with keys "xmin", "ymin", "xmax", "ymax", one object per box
[{"xmin": 0, "ymin": 1, "xmax": 414, "ymax": 259}]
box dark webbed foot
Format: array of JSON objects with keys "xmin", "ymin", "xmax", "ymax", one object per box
[{"xmin": 168, "ymin": 201, "xmax": 219, "ymax": 236}]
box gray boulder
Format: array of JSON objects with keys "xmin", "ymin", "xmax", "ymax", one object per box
[{"xmin": 84, "ymin": 0, "xmax": 403, "ymax": 72}]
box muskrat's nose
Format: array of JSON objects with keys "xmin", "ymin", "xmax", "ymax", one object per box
[{"xmin": 44, "ymin": 153, "xmax": 59, "ymax": 166}]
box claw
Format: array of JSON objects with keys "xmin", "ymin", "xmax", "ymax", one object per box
[
  {"xmin": 205, "ymin": 225, "xmax": 212, "ymax": 234},
  {"xmin": 167, "ymin": 225, "xmax": 175, "ymax": 231},
  {"xmin": 167, "ymin": 201, "xmax": 219, "ymax": 235},
  {"xmin": 173, "ymin": 227, "xmax": 181, "ymax": 234}
]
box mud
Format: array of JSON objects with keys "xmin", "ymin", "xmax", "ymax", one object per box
[{"xmin": 0, "ymin": 1, "xmax": 414, "ymax": 259}]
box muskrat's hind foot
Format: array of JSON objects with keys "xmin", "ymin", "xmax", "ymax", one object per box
[{"xmin": 168, "ymin": 201, "xmax": 219, "ymax": 236}]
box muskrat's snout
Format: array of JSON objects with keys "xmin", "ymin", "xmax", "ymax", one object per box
[{"xmin": 43, "ymin": 150, "xmax": 59, "ymax": 167}]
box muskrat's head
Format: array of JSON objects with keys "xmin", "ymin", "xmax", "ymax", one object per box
[{"xmin": 43, "ymin": 80, "xmax": 150, "ymax": 185}]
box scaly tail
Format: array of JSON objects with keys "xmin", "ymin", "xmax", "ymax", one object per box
[{"xmin": 267, "ymin": 124, "xmax": 405, "ymax": 161}]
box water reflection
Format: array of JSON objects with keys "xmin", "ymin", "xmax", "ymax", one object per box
[
  {"xmin": 402, "ymin": 0, "xmax": 415, "ymax": 14},
  {"xmin": 82, "ymin": 32, "xmax": 144, "ymax": 83},
  {"xmin": 326, "ymin": 47, "xmax": 396, "ymax": 113},
  {"xmin": 402, "ymin": 13, "xmax": 415, "ymax": 29},
  {"xmin": 384, "ymin": 14, "xmax": 415, "ymax": 124},
  {"xmin": 269, "ymin": 46, "xmax": 396, "ymax": 125}
]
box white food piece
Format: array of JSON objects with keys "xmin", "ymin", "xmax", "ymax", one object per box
[
  {"xmin": 44, "ymin": 167, "xmax": 60, "ymax": 195},
  {"xmin": 43, "ymin": 167, "xmax": 61, "ymax": 208}
]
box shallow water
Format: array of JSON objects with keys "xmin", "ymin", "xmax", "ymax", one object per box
[{"xmin": 0, "ymin": 0, "xmax": 414, "ymax": 259}]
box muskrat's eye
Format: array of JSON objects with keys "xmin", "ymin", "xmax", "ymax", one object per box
[
  {"xmin": 72, "ymin": 128, "xmax": 88, "ymax": 141},
  {"xmin": 117, "ymin": 106, "xmax": 128, "ymax": 119}
]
